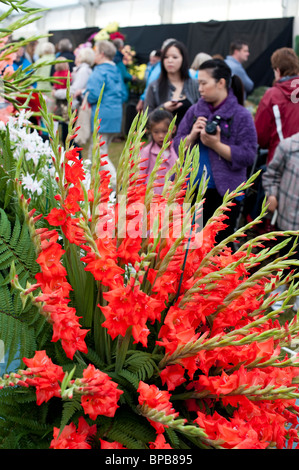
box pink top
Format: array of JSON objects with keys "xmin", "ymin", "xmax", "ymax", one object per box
[
  {"xmin": 53, "ymin": 70, "xmax": 70, "ymax": 89},
  {"xmin": 139, "ymin": 141, "xmax": 178, "ymax": 194}
]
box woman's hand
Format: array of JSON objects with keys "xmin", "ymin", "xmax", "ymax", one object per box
[
  {"xmin": 184, "ymin": 116, "xmax": 206, "ymax": 147},
  {"xmin": 200, "ymin": 124, "xmax": 221, "ymax": 148},
  {"xmin": 200, "ymin": 125, "xmax": 232, "ymax": 162},
  {"xmin": 163, "ymin": 100, "xmax": 183, "ymax": 112},
  {"xmin": 266, "ymin": 195, "xmax": 278, "ymax": 212},
  {"xmin": 74, "ymin": 89, "xmax": 82, "ymax": 98}
]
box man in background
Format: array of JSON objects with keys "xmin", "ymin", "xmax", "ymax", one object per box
[{"xmin": 225, "ymin": 39, "xmax": 254, "ymax": 97}]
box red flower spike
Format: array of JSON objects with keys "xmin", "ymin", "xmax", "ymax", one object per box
[
  {"xmin": 100, "ymin": 440, "xmax": 127, "ymax": 449},
  {"xmin": 22, "ymin": 351, "xmax": 65, "ymax": 405},
  {"xmin": 78, "ymin": 364, "xmax": 123, "ymax": 420},
  {"xmin": 50, "ymin": 417, "xmax": 97, "ymax": 449}
]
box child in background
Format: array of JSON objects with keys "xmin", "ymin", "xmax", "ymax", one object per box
[
  {"xmin": 140, "ymin": 108, "xmax": 177, "ymax": 194},
  {"xmin": 53, "ymin": 57, "xmax": 70, "ymax": 89},
  {"xmin": 52, "ymin": 57, "xmax": 70, "ymax": 140}
]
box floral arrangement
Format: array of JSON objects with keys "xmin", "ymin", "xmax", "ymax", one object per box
[
  {"xmin": 128, "ymin": 62, "xmax": 147, "ymax": 81},
  {"xmin": 90, "ymin": 22, "xmax": 125, "ymax": 43},
  {"xmin": 89, "ymin": 22, "xmax": 136, "ymax": 66},
  {"xmin": 121, "ymin": 44, "xmax": 136, "ymax": 66},
  {"xmin": 1, "ymin": 84, "xmax": 299, "ymax": 450}
]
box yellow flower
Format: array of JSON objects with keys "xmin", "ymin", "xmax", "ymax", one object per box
[
  {"xmin": 130, "ymin": 64, "xmax": 147, "ymax": 80},
  {"xmin": 94, "ymin": 29, "xmax": 110, "ymax": 41},
  {"xmin": 105, "ymin": 21, "xmax": 119, "ymax": 33}
]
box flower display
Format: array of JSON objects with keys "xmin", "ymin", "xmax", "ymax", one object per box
[
  {"xmin": 2, "ymin": 93, "xmax": 299, "ymax": 451},
  {"xmin": 92, "ymin": 22, "xmax": 125, "ymax": 43},
  {"xmin": 122, "ymin": 44, "xmax": 136, "ymax": 66}
]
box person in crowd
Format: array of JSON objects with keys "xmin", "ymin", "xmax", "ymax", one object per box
[
  {"xmin": 255, "ymin": 47, "xmax": 299, "ymax": 164},
  {"xmin": 112, "ymin": 37, "xmax": 136, "ymax": 140},
  {"xmin": 13, "ymin": 39, "xmax": 37, "ymax": 89},
  {"xmin": 136, "ymin": 38, "xmax": 176, "ymax": 112},
  {"xmin": 35, "ymin": 41, "xmax": 56, "ymax": 95},
  {"xmin": 225, "ymin": 39, "xmax": 254, "ymax": 98},
  {"xmin": 212, "ymin": 54, "xmax": 224, "ymax": 60},
  {"xmin": 53, "ymin": 58, "xmax": 70, "ymax": 90},
  {"xmin": 24, "ymin": 40, "xmax": 38, "ymax": 64},
  {"xmin": 34, "ymin": 41, "xmax": 57, "ymax": 129},
  {"xmin": 173, "ymin": 58, "xmax": 257, "ymax": 241},
  {"xmin": 53, "ymin": 46, "xmax": 95, "ymax": 111},
  {"xmin": 52, "ymin": 58, "xmax": 70, "ymax": 144},
  {"xmin": 144, "ymin": 40, "xmax": 199, "ymax": 128},
  {"xmin": 86, "ymin": 40, "xmax": 126, "ymax": 189},
  {"xmin": 189, "ymin": 52, "xmax": 212, "ymax": 79},
  {"xmin": 51, "ymin": 38, "xmax": 75, "ymax": 75},
  {"xmin": 145, "ymin": 49, "xmax": 161, "ymax": 81},
  {"xmin": 139, "ymin": 108, "xmax": 178, "ymax": 194},
  {"xmin": 112, "ymin": 37, "xmax": 134, "ymax": 103},
  {"xmin": 262, "ymin": 131, "xmax": 299, "ymax": 311},
  {"xmin": 13, "ymin": 40, "xmax": 31, "ymax": 72}
]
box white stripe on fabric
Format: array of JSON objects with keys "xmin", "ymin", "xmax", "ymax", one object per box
[{"xmin": 272, "ymin": 104, "xmax": 284, "ymax": 141}]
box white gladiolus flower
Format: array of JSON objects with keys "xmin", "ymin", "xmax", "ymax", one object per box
[{"xmin": 22, "ymin": 174, "xmax": 44, "ymax": 196}]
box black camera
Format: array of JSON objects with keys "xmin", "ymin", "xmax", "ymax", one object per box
[{"xmin": 205, "ymin": 115, "xmax": 222, "ymax": 135}]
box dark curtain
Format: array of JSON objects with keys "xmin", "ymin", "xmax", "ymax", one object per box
[{"xmin": 49, "ymin": 16, "xmax": 294, "ymax": 88}]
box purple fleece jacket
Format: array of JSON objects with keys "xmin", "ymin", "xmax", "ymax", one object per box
[{"xmin": 173, "ymin": 89, "xmax": 258, "ymax": 196}]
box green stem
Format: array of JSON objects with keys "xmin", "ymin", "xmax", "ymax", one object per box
[{"xmin": 115, "ymin": 326, "xmax": 133, "ymax": 373}]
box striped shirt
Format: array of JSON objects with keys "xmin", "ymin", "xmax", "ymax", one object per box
[{"xmin": 262, "ymin": 132, "xmax": 299, "ymax": 231}]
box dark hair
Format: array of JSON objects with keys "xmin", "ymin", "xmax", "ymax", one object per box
[
  {"xmin": 198, "ymin": 58, "xmax": 244, "ymax": 105},
  {"xmin": 158, "ymin": 40, "xmax": 190, "ymax": 103},
  {"xmin": 147, "ymin": 108, "xmax": 174, "ymax": 130},
  {"xmin": 271, "ymin": 47, "xmax": 299, "ymax": 77},
  {"xmin": 229, "ymin": 39, "xmax": 248, "ymax": 55}
]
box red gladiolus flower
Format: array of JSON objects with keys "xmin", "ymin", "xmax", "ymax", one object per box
[
  {"xmin": 63, "ymin": 187, "xmax": 82, "ymax": 214},
  {"xmin": 101, "ymin": 281, "xmax": 161, "ymax": 346},
  {"xmin": 65, "ymin": 147, "xmax": 83, "ymax": 162},
  {"xmin": 100, "ymin": 439, "xmax": 127, "ymax": 449},
  {"xmin": 160, "ymin": 364, "xmax": 186, "ymax": 391},
  {"xmin": 50, "ymin": 417, "xmax": 97, "ymax": 449},
  {"xmin": 149, "ymin": 433, "xmax": 172, "ymax": 449},
  {"xmin": 61, "ymin": 216, "xmax": 86, "ymax": 246},
  {"xmin": 22, "ymin": 351, "xmax": 65, "ymax": 405},
  {"xmin": 65, "ymin": 161, "xmax": 85, "ymax": 184},
  {"xmin": 82, "ymin": 253, "xmax": 125, "ymax": 287},
  {"xmin": 78, "ymin": 364, "xmax": 123, "ymax": 420},
  {"xmin": 44, "ymin": 207, "xmax": 67, "ymax": 226},
  {"xmin": 137, "ymin": 381, "xmax": 181, "ymax": 433},
  {"xmin": 36, "ymin": 242, "xmax": 67, "ymax": 280}
]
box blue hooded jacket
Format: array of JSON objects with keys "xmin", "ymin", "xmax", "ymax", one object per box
[{"xmin": 86, "ymin": 62, "xmax": 126, "ymax": 134}]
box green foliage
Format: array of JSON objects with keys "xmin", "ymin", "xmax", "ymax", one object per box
[
  {"xmin": 0, "ymin": 387, "xmax": 56, "ymax": 449},
  {"xmin": 0, "ymin": 209, "xmax": 43, "ymax": 370},
  {"xmin": 103, "ymin": 408, "xmax": 156, "ymax": 449},
  {"xmin": 0, "ymin": 128, "xmax": 20, "ymax": 218}
]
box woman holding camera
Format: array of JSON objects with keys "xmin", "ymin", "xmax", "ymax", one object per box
[
  {"xmin": 173, "ymin": 58, "xmax": 257, "ymax": 241},
  {"xmin": 144, "ymin": 40, "xmax": 199, "ymax": 127}
]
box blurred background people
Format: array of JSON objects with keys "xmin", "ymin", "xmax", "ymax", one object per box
[
  {"xmin": 255, "ymin": 47, "xmax": 299, "ymax": 163},
  {"xmin": 86, "ymin": 40, "xmax": 127, "ymax": 189},
  {"xmin": 189, "ymin": 52, "xmax": 212, "ymax": 79},
  {"xmin": 225, "ymin": 39, "xmax": 254, "ymax": 98}
]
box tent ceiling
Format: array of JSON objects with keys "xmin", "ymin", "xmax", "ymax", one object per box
[{"xmin": 0, "ymin": 0, "xmax": 115, "ymax": 11}]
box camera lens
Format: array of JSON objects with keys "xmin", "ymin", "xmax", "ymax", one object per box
[{"xmin": 205, "ymin": 121, "xmax": 217, "ymax": 135}]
